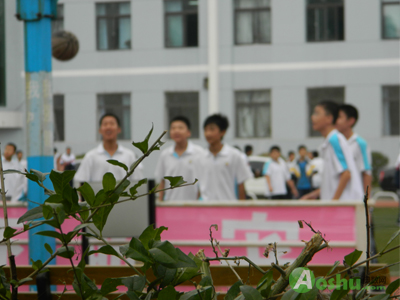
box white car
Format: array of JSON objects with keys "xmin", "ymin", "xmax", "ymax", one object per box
[{"xmin": 245, "ymin": 156, "xmax": 270, "ymax": 199}]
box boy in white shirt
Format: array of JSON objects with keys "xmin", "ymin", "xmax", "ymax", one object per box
[
  {"xmin": 263, "ymin": 146, "xmax": 298, "ymax": 200},
  {"xmin": 301, "ymin": 101, "xmax": 363, "ymax": 201},
  {"xmin": 306, "ymin": 151, "xmax": 324, "ymax": 190},
  {"xmin": 75, "ymin": 113, "xmax": 143, "ymax": 183},
  {"xmin": 155, "ymin": 116, "xmax": 204, "ymax": 201},
  {"xmin": 196, "ymin": 114, "xmax": 253, "ymax": 201},
  {"xmin": 336, "ymin": 104, "xmax": 372, "ymax": 193},
  {"xmin": 60, "ymin": 147, "xmax": 76, "ymax": 171}
]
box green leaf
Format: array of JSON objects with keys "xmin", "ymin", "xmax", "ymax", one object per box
[
  {"xmin": 3, "ymin": 227, "xmax": 17, "ymax": 239},
  {"xmin": 126, "ymin": 291, "xmax": 140, "ymax": 300},
  {"xmin": 30, "ymin": 169, "xmax": 49, "ymax": 183},
  {"xmin": 107, "ymin": 159, "xmax": 128, "ymax": 172},
  {"xmin": 103, "ymin": 172, "xmax": 116, "ymax": 193},
  {"xmin": 164, "ymin": 176, "xmax": 187, "ymax": 188},
  {"xmin": 158, "ymin": 285, "xmax": 178, "ymax": 300},
  {"xmin": 122, "ymin": 238, "xmax": 153, "ymax": 263},
  {"xmin": 17, "ymin": 277, "xmax": 33, "ymax": 286},
  {"xmin": 172, "ymin": 252, "xmax": 202, "ymax": 286},
  {"xmin": 155, "ymin": 265, "xmax": 176, "ymax": 288},
  {"xmin": 281, "ymin": 289, "xmax": 300, "ymax": 300},
  {"xmin": 132, "ymin": 124, "xmax": 153, "ymax": 154},
  {"xmin": 130, "ymin": 179, "xmax": 148, "ymax": 197},
  {"xmin": 121, "ymin": 275, "xmax": 146, "ymax": 292},
  {"xmin": 42, "ymin": 205, "xmax": 54, "ymax": 220},
  {"xmin": 330, "ymin": 287, "xmax": 350, "ymax": 300},
  {"xmin": 344, "ymin": 249, "xmax": 363, "ymax": 267},
  {"xmin": 381, "ymin": 229, "xmax": 400, "ymax": 253},
  {"xmin": 175, "ymin": 248, "xmax": 197, "ymax": 268},
  {"xmin": 92, "ymin": 190, "xmax": 119, "ymax": 233},
  {"xmin": 44, "ymin": 243, "xmax": 53, "ymax": 255},
  {"xmin": 30, "ymin": 259, "xmax": 43, "ymax": 271},
  {"xmin": 139, "ymin": 225, "xmax": 168, "ymax": 250},
  {"xmin": 115, "ymin": 179, "xmax": 131, "ymax": 195},
  {"xmin": 50, "ymin": 170, "xmax": 76, "ymax": 195},
  {"xmin": 180, "ymin": 286, "xmax": 213, "ymax": 300},
  {"xmin": 225, "ymin": 280, "xmax": 243, "ymax": 300},
  {"xmin": 100, "ymin": 278, "xmax": 122, "ymax": 296},
  {"xmin": 78, "ymin": 202, "xmax": 90, "ymax": 220},
  {"xmin": 73, "ymin": 223, "xmax": 93, "ymax": 232},
  {"xmin": 62, "ymin": 186, "xmax": 80, "ymax": 214},
  {"xmin": 57, "ymin": 246, "xmax": 75, "ymax": 259},
  {"xmin": 149, "ymin": 241, "xmax": 178, "ymax": 268},
  {"xmin": 77, "ymin": 183, "xmax": 96, "ymax": 207},
  {"xmin": 89, "ymin": 245, "xmax": 120, "ymax": 258},
  {"xmin": 298, "ymin": 283, "xmax": 319, "ymax": 300},
  {"xmin": 386, "ymin": 278, "xmax": 400, "ymax": 295},
  {"xmin": 35, "ymin": 230, "xmax": 63, "ymax": 241},
  {"xmin": 326, "ymin": 261, "xmax": 340, "ymax": 276},
  {"xmin": 17, "ymin": 206, "xmax": 44, "ymax": 223},
  {"xmin": 257, "ymin": 269, "xmax": 273, "ymax": 290},
  {"xmin": 239, "ymin": 285, "xmax": 263, "ymax": 300},
  {"xmin": 369, "ymin": 295, "xmax": 390, "ymax": 300}
]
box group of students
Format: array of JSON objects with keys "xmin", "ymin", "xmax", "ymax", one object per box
[{"xmin": 1, "ymin": 101, "xmax": 372, "ymax": 203}]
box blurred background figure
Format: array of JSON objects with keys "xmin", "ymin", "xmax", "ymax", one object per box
[
  {"xmin": 245, "ymin": 145, "xmax": 253, "ymax": 157},
  {"xmin": 60, "ymin": 146, "xmax": 76, "ymax": 171},
  {"xmin": 1, "ymin": 143, "xmax": 25, "ymax": 202},
  {"xmin": 295, "ymin": 145, "xmax": 312, "ymax": 198},
  {"xmin": 16, "ymin": 150, "xmax": 27, "ymax": 171},
  {"xmin": 307, "ymin": 151, "xmax": 324, "ymax": 191}
]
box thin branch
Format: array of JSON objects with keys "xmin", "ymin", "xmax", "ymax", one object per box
[
  {"xmin": 271, "ymin": 263, "xmax": 286, "ymax": 277},
  {"xmin": 214, "ymin": 241, "xmax": 242, "ymax": 283},
  {"xmin": 325, "ymin": 244, "xmax": 400, "ymax": 280},
  {"xmin": 273, "ymin": 242, "xmax": 279, "ymax": 266},
  {"xmin": 368, "ymin": 261, "xmax": 400, "ymax": 275},
  {"xmin": 205, "ymin": 256, "xmax": 267, "ymax": 275},
  {"xmin": 209, "ymin": 225, "xmax": 219, "ymax": 259},
  {"xmin": 0, "ymin": 144, "xmax": 17, "ymax": 299},
  {"xmin": 0, "ymin": 221, "xmax": 47, "ymax": 245},
  {"xmin": 301, "ymin": 220, "xmax": 330, "ymax": 246},
  {"xmin": 363, "ymin": 186, "xmax": 371, "ymax": 276}
]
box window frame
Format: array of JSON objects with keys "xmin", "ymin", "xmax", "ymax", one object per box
[
  {"xmin": 165, "ymin": 91, "xmax": 200, "ymax": 138},
  {"xmin": 96, "ymin": 2, "xmax": 131, "ymax": 51},
  {"xmin": 53, "ymin": 94, "xmax": 65, "ymax": 142},
  {"xmin": 164, "ymin": 0, "xmax": 199, "ymax": 48},
  {"xmin": 234, "ymin": 1, "xmax": 271, "ymax": 45},
  {"xmin": 381, "ymin": 0, "xmax": 400, "ymax": 40},
  {"xmin": 97, "ymin": 93, "xmax": 132, "ymax": 140},
  {"xmin": 382, "ymin": 85, "xmax": 400, "ymax": 136},
  {"xmin": 235, "ymin": 89, "xmax": 271, "ymax": 138},
  {"xmin": 306, "ymin": 0, "xmax": 345, "ymax": 42}
]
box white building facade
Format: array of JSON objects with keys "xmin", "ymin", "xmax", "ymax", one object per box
[{"xmin": 0, "ymin": 0, "xmax": 399, "ymax": 178}]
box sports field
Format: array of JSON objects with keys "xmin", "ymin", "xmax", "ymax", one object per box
[{"xmin": 372, "ymin": 206, "xmax": 400, "ymax": 277}]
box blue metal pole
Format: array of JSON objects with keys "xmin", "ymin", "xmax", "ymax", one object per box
[{"xmin": 16, "ymin": 0, "xmax": 57, "ymax": 280}]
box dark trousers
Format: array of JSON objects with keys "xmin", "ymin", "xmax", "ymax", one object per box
[
  {"xmin": 297, "ymin": 188, "xmax": 312, "ymax": 198},
  {"xmin": 271, "ymin": 194, "xmax": 287, "ymax": 200}
]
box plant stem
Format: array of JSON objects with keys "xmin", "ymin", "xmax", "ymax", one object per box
[
  {"xmin": 363, "ymin": 186, "xmax": 371, "ymax": 276},
  {"xmin": 366, "ymin": 261, "xmax": 400, "ymax": 275},
  {"xmin": 271, "ymin": 263, "xmax": 286, "ymax": 277},
  {"xmin": 205, "ymin": 256, "xmax": 267, "ymax": 275},
  {"xmin": 0, "ymin": 144, "xmax": 17, "ymax": 299},
  {"xmin": 215, "ymin": 241, "xmax": 242, "ymax": 283}
]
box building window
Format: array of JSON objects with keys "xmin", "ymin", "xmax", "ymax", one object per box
[
  {"xmin": 308, "ymin": 87, "xmax": 344, "ymax": 137},
  {"xmin": 54, "ymin": 95, "xmax": 65, "ymax": 141},
  {"xmin": 0, "ymin": 0, "xmax": 5, "ymax": 107},
  {"xmin": 382, "ymin": 0, "xmax": 400, "ymax": 39},
  {"xmin": 382, "ymin": 86, "xmax": 399, "ymax": 136},
  {"xmin": 166, "ymin": 92, "xmax": 199, "ymax": 138},
  {"xmin": 98, "ymin": 94, "xmax": 131, "ymax": 140},
  {"xmin": 306, "ymin": 0, "xmax": 344, "ymax": 42},
  {"xmin": 234, "ymin": 0, "xmax": 271, "ymax": 45},
  {"xmin": 51, "ymin": 4, "xmax": 64, "ymax": 35},
  {"xmin": 96, "ymin": 2, "xmax": 131, "ymax": 50},
  {"xmin": 164, "ymin": 0, "xmax": 198, "ymax": 48},
  {"xmin": 235, "ymin": 90, "xmax": 271, "ymax": 138}
]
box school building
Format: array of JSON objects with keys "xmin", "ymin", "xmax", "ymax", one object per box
[{"xmin": 0, "ymin": 0, "xmax": 399, "ymax": 177}]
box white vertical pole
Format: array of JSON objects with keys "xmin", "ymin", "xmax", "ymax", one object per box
[{"xmin": 208, "ymin": 0, "xmax": 219, "ymax": 114}]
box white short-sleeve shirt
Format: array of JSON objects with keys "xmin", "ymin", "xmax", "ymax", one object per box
[
  {"xmin": 348, "ymin": 133, "xmax": 372, "ymax": 176},
  {"xmin": 75, "ymin": 144, "xmax": 143, "ymax": 183},
  {"xmin": 154, "ymin": 142, "xmax": 204, "ymax": 201},
  {"xmin": 306, "ymin": 157, "xmax": 324, "ymax": 189},
  {"xmin": 1, "ymin": 157, "xmax": 25, "ymax": 202},
  {"xmin": 320, "ymin": 129, "xmax": 363, "ymax": 201},
  {"xmin": 60, "ymin": 153, "xmax": 76, "ymax": 166},
  {"xmin": 196, "ymin": 144, "xmax": 254, "ymax": 201},
  {"xmin": 262, "ymin": 158, "xmax": 291, "ymax": 196}
]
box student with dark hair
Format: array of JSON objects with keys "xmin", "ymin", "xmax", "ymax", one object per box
[
  {"xmin": 294, "ymin": 145, "xmax": 312, "ymax": 198},
  {"xmin": 301, "ymin": 101, "xmax": 363, "ymax": 201},
  {"xmin": 196, "ymin": 114, "xmax": 253, "ymax": 200},
  {"xmin": 155, "ymin": 116, "xmax": 204, "ymax": 201},
  {"xmin": 263, "ymin": 146, "xmax": 298, "ymax": 200},
  {"xmin": 336, "ymin": 104, "xmax": 372, "ymax": 192},
  {"xmin": 1, "ymin": 143, "xmax": 25, "ymax": 201},
  {"xmin": 245, "ymin": 145, "xmax": 253, "ymax": 157},
  {"xmin": 75, "ymin": 114, "xmax": 143, "ymax": 183}
]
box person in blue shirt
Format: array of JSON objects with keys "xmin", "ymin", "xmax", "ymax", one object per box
[{"xmin": 295, "ymin": 145, "xmax": 312, "ymax": 198}]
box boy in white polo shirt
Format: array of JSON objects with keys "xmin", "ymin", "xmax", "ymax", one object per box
[
  {"xmin": 75, "ymin": 113, "xmax": 143, "ymax": 183},
  {"xmin": 197, "ymin": 114, "xmax": 253, "ymax": 201},
  {"xmin": 155, "ymin": 116, "xmax": 204, "ymax": 201},
  {"xmin": 336, "ymin": 104, "xmax": 372, "ymax": 193},
  {"xmin": 263, "ymin": 146, "xmax": 298, "ymax": 199},
  {"xmin": 301, "ymin": 101, "xmax": 363, "ymax": 201}
]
